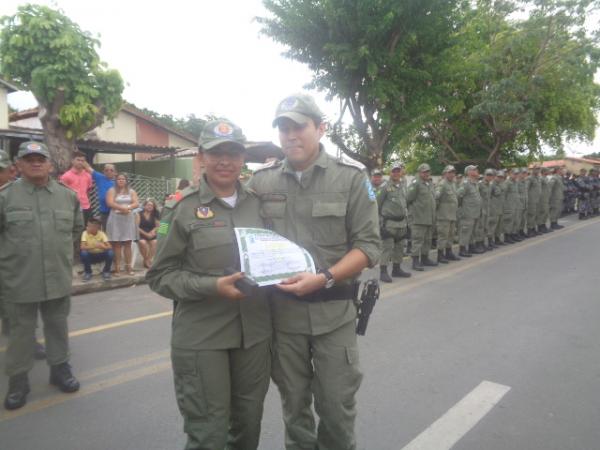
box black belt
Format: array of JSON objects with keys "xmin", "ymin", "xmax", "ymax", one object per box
[{"xmin": 276, "ymin": 281, "xmax": 360, "ymax": 303}]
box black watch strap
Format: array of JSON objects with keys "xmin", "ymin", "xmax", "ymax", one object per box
[{"xmin": 318, "ymin": 268, "xmax": 335, "ymax": 289}]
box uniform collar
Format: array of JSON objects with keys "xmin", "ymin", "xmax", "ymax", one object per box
[
  {"xmin": 22, "ymin": 177, "xmax": 54, "ymax": 194},
  {"xmin": 198, "ymin": 174, "xmax": 248, "ymax": 206}
]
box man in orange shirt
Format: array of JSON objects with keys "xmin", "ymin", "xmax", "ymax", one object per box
[{"xmin": 60, "ymin": 151, "xmax": 93, "ymax": 225}]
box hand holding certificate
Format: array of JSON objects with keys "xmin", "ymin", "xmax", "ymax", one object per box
[{"xmin": 234, "ymin": 227, "xmax": 316, "ymax": 287}]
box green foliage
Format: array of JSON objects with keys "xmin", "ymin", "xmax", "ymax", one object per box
[{"xmin": 0, "ymin": 4, "xmax": 124, "ymax": 139}]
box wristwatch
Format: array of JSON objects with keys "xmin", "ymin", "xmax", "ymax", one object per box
[{"xmin": 318, "ymin": 268, "xmax": 335, "ymax": 289}]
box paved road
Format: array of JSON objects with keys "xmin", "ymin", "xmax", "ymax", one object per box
[{"xmin": 1, "ymin": 215, "xmax": 599, "ymax": 450}]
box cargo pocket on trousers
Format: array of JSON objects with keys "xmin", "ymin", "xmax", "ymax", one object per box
[{"xmin": 172, "ymin": 352, "xmax": 208, "ymax": 420}]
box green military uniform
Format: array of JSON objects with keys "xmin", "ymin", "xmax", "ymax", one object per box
[
  {"xmin": 526, "ymin": 169, "xmax": 541, "ymax": 233},
  {"xmin": 378, "ymin": 178, "xmax": 409, "ymax": 273},
  {"xmin": 248, "ymin": 145, "xmax": 380, "ymax": 450},
  {"xmin": 475, "ymin": 173, "xmax": 493, "ymax": 248},
  {"xmin": 406, "ymin": 164, "xmax": 436, "ymax": 266},
  {"xmin": 457, "ymin": 168, "xmax": 482, "ymax": 253},
  {"xmin": 0, "ymin": 175, "xmax": 83, "ymax": 379},
  {"xmin": 548, "ymin": 171, "xmax": 565, "ymax": 227},
  {"xmin": 0, "ymin": 149, "xmax": 11, "ymax": 331},
  {"xmin": 488, "ymin": 178, "xmax": 503, "ymax": 246},
  {"xmin": 537, "ymin": 170, "xmax": 551, "ymax": 231},
  {"xmin": 434, "ymin": 167, "xmax": 458, "ymax": 259},
  {"xmin": 503, "ymin": 172, "xmax": 520, "ymax": 240},
  {"xmin": 146, "ymin": 120, "xmax": 271, "ymax": 450},
  {"xmin": 517, "ymin": 170, "xmax": 528, "ymax": 236}
]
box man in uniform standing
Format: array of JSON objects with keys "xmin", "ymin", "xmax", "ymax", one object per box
[
  {"xmin": 370, "ymin": 169, "xmax": 386, "ymax": 196},
  {"xmin": 248, "ymin": 94, "xmax": 381, "ymax": 450},
  {"xmin": 488, "ymin": 170, "xmax": 503, "ymax": 249},
  {"xmin": 517, "ymin": 169, "xmax": 529, "ymax": 238},
  {"xmin": 378, "ymin": 163, "xmax": 411, "ymax": 282},
  {"xmin": 475, "ymin": 169, "xmax": 494, "ymax": 252},
  {"xmin": 0, "ymin": 142, "xmax": 83, "ymax": 410},
  {"xmin": 526, "ymin": 165, "xmax": 542, "ymax": 235},
  {"xmin": 589, "ymin": 168, "xmax": 600, "ymax": 215},
  {"xmin": 406, "ymin": 163, "xmax": 437, "ymax": 271},
  {"xmin": 548, "ymin": 167, "xmax": 566, "ymax": 229},
  {"xmin": 537, "ymin": 167, "xmax": 551, "ymax": 233},
  {"xmin": 457, "ymin": 165, "xmax": 483, "ymax": 256},
  {"xmin": 503, "ymin": 169, "xmax": 521, "ymax": 243},
  {"xmin": 435, "ymin": 165, "xmax": 460, "ymax": 263}
]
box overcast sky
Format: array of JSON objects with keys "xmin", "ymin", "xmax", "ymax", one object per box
[{"xmin": 1, "ymin": 0, "xmax": 598, "ymax": 157}]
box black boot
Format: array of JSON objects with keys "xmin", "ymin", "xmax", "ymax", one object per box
[
  {"xmin": 379, "ymin": 265, "xmax": 393, "ymax": 283},
  {"xmin": 504, "ymin": 234, "xmax": 515, "ymax": 244},
  {"xmin": 489, "ymin": 238, "xmax": 499, "ymax": 248},
  {"xmin": 551, "ymin": 222, "xmax": 564, "ymax": 230},
  {"xmin": 476, "ymin": 241, "xmax": 487, "ymax": 253},
  {"xmin": 422, "ymin": 254, "xmax": 438, "ymax": 266},
  {"xmin": 437, "ymin": 250, "xmax": 449, "ymax": 264},
  {"xmin": 459, "ymin": 245, "xmax": 472, "ymax": 257},
  {"xmin": 486, "ymin": 239, "xmax": 495, "ymax": 250},
  {"xmin": 412, "ymin": 256, "xmax": 424, "ymax": 271},
  {"xmin": 446, "ymin": 247, "xmax": 460, "ymax": 261},
  {"xmin": 511, "ymin": 233, "xmax": 523, "ymax": 242},
  {"xmin": 519, "ymin": 230, "xmax": 527, "ymax": 238},
  {"xmin": 1, "ymin": 318, "xmax": 9, "ymax": 337},
  {"xmin": 495, "ymin": 237, "xmax": 505, "ymax": 246},
  {"xmin": 431, "ymin": 238, "xmax": 437, "ymax": 250},
  {"xmin": 470, "ymin": 243, "xmax": 485, "ymax": 254},
  {"xmin": 50, "ymin": 362, "xmax": 80, "ymax": 393},
  {"xmin": 4, "ymin": 373, "xmax": 30, "ymax": 410},
  {"xmin": 34, "ymin": 341, "xmax": 46, "ymax": 360},
  {"xmin": 391, "ymin": 263, "xmax": 411, "ymax": 278}
]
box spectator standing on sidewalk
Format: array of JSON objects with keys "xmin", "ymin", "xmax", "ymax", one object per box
[
  {"xmin": 80, "ymin": 217, "xmax": 113, "ymax": 281},
  {"xmin": 105, "ymin": 173, "xmax": 139, "ymax": 276},
  {"xmin": 82, "ymin": 161, "xmax": 115, "ymax": 230},
  {"xmin": 59, "ymin": 151, "xmax": 93, "ymax": 225}
]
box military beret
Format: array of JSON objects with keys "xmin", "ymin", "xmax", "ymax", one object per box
[
  {"xmin": 417, "ymin": 163, "xmax": 431, "ymax": 172},
  {"xmin": 17, "ymin": 141, "xmax": 50, "ymax": 159},
  {"xmin": 198, "ymin": 119, "xmax": 246, "ymax": 152},
  {"xmin": 272, "ymin": 93, "xmax": 324, "ymax": 127}
]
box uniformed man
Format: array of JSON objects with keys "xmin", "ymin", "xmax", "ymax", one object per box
[
  {"xmin": 548, "ymin": 167, "xmax": 566, "ymax": 229},
  {"xmin": 536, "ymin": 167, "xmax": 551, "ymax": 233},
  {"xmin": 435, "ymin": 165, "xmax": 460, "ymax": 263},
  {"xmin": 457, "ymin": 165, "xmax": 483, "ymax": 256},
  {"xmin": 503, "ymin": 168, "xmax": 522, "ymax": 243},
  {"xmin": 526, "ymin": 165, "xmax": 542, "ymax": 235},
  {"xmin": 488, "ymin": 170, "xmax": 503, "ymax": 249},
  {"xmin": 406, "ymin": 163, "xmax": 437, "ymax": 271},
  {"xmin": 247, "ymin": 94, "xmax": 381, "ymax": 450},
  {"xmin": 574, "ymin": 169, "xmax": 591, "ymax": 219},
  {"xmin": 589, "ymin": 168, "xmax": 600, "ymax": 215},
  {"xmin": 370, "ymin": 168, "xmax": 386, "ymax": 196},
  {"xmin": 147, "ymin": 119, "xmax": 271, "ymax": 449},
  {"xmin": 0, "ymin": 149, "xmax": 14, "ymax": 336},
  {"xmin": 378, "ymin": 162, "xmax": 411, "ymax": 282},
  {"xmin": 475, "ymin": 169, "xmax": 494, "ymax": 252},
  {"xmin": 1, "ymin": 142, "xmax": 83, "ymax": 410},
  {"xmin": 517, "ymin": 168, "xmax": 529, "ymax": 238}
]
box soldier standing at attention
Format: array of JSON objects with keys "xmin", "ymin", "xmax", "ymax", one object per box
[
  {"xmin": 406, "ymin": 163, "xmax": 437, "ymax": 271},
  {"xmin": 526, "ymin": 165, "xmax": 542, "ymax": 235},
  {"xmin": 435, "ymin": 165, "xmax": 460, "ymax": 263},
  {"xmin": 475, "ymin": 169, "xmax": 494, "ymax": 252},
  {"xmin": 147, "ymin": 119, "xmax": 271, "ymax": 450},
  {"xmin": 537, "ymin": 167, "xmax": 552, "ymax": 233},
  {"xmin": 548, "ymin": 167, "xmax": 565, "ymax": 230},
  {"xmin": 503, "ymin": 169, "xmax": 521, "ymax": 243},
  {"xmin": 457, "ymin": 165, "xmax": 483, "ymax": 257},
  {"xmin": 370, "ymin": 168, "xmax": 386, "ymax": 196},
  {"xmin": 487, "ymin": 170, "xmax": 503, "ymax": 250},
  {"xmin": 589, "ymin": 168, "xmax": 600, "ymax": 216},
  {"xmin": 517, "ymin": 169, "xmax": 529, "ymax": 238},
  {"xmin": 1, "ymin": 142, "xmax": 83, "ymax": 410},
  {"xmin": 378, "ymin": 162, "xmax": 411, "ymax": 282},
  {"xmin": 247, "ymin": 94, "xmax": 380, "ymax": 450}
]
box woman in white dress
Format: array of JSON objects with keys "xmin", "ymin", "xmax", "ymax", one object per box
[{"xmin": 106, "ymin": 173, "xmax": 139, "ymax": 275}]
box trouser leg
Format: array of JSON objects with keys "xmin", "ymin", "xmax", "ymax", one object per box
[
  {"xmin": 5, "ymin": 302, "xmax": 38, "ymax": 376},
  {"xmin": 380, "ymin": 236, "xmax": 394, "ymax": 266},
  {"xmin": 421, "ymin": 226, "xmax": 432, "ymax": 257},
  {"xmin": 39, "ymin": 297, "xmax": 70, "ymax": 367},
  {"xmin": 487, "ymin": 215, "xmax": 498, "ymax": 241},
  {"xmin": 392, "ymin": 230, "xmax": 405, "ymax": 263},
  {"xmin": 527, "ymin": 205, "xmax": 538, "ymax": 228},
  {"xmin": 475, "ymin": 214, "xmax": 486, "ymax": 242},
  {"xmin": 436, "ymin": 220, "xmax": 450, "ymax": 250},
  {"xmin": 271, "ymin": 332, "xmax": 316, "ymax": 449},
  {"xmin": 459, "ymin": 219, "xmax": 475, "ymax": 247},
  {"xmin": 171, "ymin": 348, "xmax": 230, "ymax": 450},
  {"xmin": 411, "ymin": 225, "xmax": 426, "ymax": 258},
  {"xmin": 80, "ymin": 250, "xmax": 93, "ymax": 274},
  {"xmin": 312, "ymin": 322, "xmax": 362, "ymax": 450},
  {"xmin": 503, "ymin": 212, "xmax": 513, "ymax": 235},
  {"xmin": 228, "ymin": 340, "xmax": 271, "ymax": 450}
]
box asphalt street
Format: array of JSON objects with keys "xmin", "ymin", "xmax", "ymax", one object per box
[{"xmin": 1, "ymin": 214, "xmax": 599, "ymax": 450}]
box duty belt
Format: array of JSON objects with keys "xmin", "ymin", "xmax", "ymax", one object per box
[{"xmin": 278, "ymin": 281, "xmax": 360, "ymax": 303}]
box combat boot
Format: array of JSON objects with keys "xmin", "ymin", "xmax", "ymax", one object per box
[
  {"xmin": 4, "ymin": 373, "xmax": 30, "ymax": 410},
  {"xmin": 476, "ymin": 241, "xmax": 486, "ymax": 253},
  {"xmin": 495, "ymin": 237, "xmax": 505, "ymax": 246},
  {"xmin": 379, "ymin": 266, "xmax": 393, "ymax": 283},
  {"xmin": 519, "ymin": 230, "xmax": 527, "ymax": 239},
  {"xmin": 511, "ymin": 233, "xmax": 523, "ymax": 242},
  {"xmin": 459, "ymin": 245, "xmax": 472, "ymax": 257},
  {"xmin": 445, "ymin": 248, "xmax": 460, "ymax": 261},
  {"xmin": 421, "ymin": 254, "xmax": 438, "ymax": 266},
  {"xmin": 470, "ymin": 244, "xmax": 484, "ymax": 254},
  {"xmin": 34, "ymin": 341, "xmax": 46, "ymax": 360},
  {"xmin": 551, "ymin": 222, "xmax": 564, "ymax": 230},
  {"xmin": 412, "ymin": 256, "xmax": 424, "ymax": 271},
  {"xmin": 437, "ymin": 250, "xmax": 449, "ymax": 264},
  {"xmin": 391, "ymin": 263, "xmax": 411, "ymax": 278},
  {"xmin": 486, "ymin": 240, "xmax": 495, "ymax": 251},
  {"xmin": 50, "ymin": 362, "xmax": 80, "ymax": 393},
  {"xmin": 504, "ymin": 234, "xmax": 515, "ymax": 244}
]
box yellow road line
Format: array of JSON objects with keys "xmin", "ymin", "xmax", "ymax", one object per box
[
  {"xmin": 78, "ymin": 349, "xmax": 170, "ymax": 382},
  {"xmin": 0, "ymin": 360, "xmax": 172, "ymax": 422},
  {"xmin": 380, "ymin": 217, "xmax": 599, "ymax": 300},
  {"xmin": 0, "ymin": 310, "xmax": 172, "ymax": 353}
]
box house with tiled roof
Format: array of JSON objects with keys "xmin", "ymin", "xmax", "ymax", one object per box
[{"xmin": 533, "ymin": 157, "xmax": 600, "ymax": 173}]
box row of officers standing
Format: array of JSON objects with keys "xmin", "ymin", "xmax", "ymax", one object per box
[{"xmin": 374, "ymin": 163, "xmax": 576, "ymax": 282}]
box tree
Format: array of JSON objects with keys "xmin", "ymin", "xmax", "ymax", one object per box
[
  {"xmin": 258, "ymin": 0, "xmax": 467, "ymax": 171},
  {"xmin": 0, "ymin": 4, "xmax": 124, "ymax": 172},
  {"xmin": 421, "ymin": 0, "xmax": 600, "ymax": 168}
]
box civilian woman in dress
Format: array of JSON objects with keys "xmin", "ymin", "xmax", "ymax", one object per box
[
  {"xmin": 105, "ymin": 173, "xmax": 139, "ymax": 275},
  {"xmin": 136, "ymin": 199, "xmax": 160, "ymax": 268}
]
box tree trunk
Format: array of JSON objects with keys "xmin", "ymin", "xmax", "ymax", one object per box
[{"xmin": 40, "ymin": 117, "xmax": 77, "ymax": 175}]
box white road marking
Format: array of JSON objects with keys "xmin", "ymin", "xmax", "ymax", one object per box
[{"xmin": 401, "ymin": 380, "xmax": 511, "ymax": 450}]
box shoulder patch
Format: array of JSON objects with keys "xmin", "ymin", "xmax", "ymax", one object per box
[
  {"xmin": 253, "ymin": 159, "xmax": 282, "ymax": 173},
  {"xmin": 365, "ymin": 178, "xmax": 376, "ymax": 201}
]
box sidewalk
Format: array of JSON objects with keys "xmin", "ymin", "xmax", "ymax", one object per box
[{"xmin": 72, "ymin": 267, "xmax": 148, "ymax": 296}]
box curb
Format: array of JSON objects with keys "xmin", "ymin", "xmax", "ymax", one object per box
[{"xmin": 72, "ymin": 272, "xmax": 148, "ymax": 296}]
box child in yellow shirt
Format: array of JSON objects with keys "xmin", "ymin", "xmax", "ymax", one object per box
[{"xmin": 80, "ymin": 217, "xmax": 113, "ymax": 281}]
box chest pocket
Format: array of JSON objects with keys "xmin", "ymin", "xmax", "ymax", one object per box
[
  {"xmin": 260, "ymin": 200, "xmax": 286, "ymax": 232},
  {"xmin": 6, "ymin": 210, "xmax": 34, "ymax": 240},
  {"xmin": 54, "ymin": 210, "xmax": 74, "ymax": 234},
  {"xmin": 190, "ymin": 225, "xmax": 235, "ymax": 270},
  {"xmin": 311, "ymin": 201, "xmax": 347, "ymax": 246}
]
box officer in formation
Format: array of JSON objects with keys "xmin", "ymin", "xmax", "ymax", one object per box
[
  {"xmin": 564, "ymin": 171, "xmax": 578, "ymax": 214},
  {"xmin": 475, "ymin": 168, "xmax": 494, "ymax": 251},
  {"xmin": 526, "ymin": 165, "xmax": 542, "ymax": 236},
  {"xmin": 574, "ymin": 168, "xmax": 593, "ymax": 219},
  {"xmin": 548, "ymin": 166, "xmax": 566, "ymax": 229},
  {"xmin": 147, "ymin": 119, "xmax": 272, "ymax": 449},
  {"xmin": 406, "ymin": 163, "xmax": 438, "ymax": 270},
  {"xmin": 378, "ymin": 162, "xmax": 411, "ymax": 282},
  {"xmin": 537, "ymin": 167, "xmax": 551, "ymax": 233},
  {"xmin": 457, "ymin": 165, "xmax": 483, "ymax": 257},
  {"xmin": 0, "ymin": 142, "xmax": 82, "ymax": 410},
  {"xmin": 589, "ymin": 168, "xmax": 600, "ymax": 215},
  {"xmin": 517, "ymin": 168, "xmax": 529, "ymax": 239},
  {"xmin": 371, "ymin": 168, "xmax": 386, "ymax": 196},
  {"xmin": 503, "ymin": 168, "xmax": 523, "ymax": 243},
  {"xmin": 488, "ymin": 169, "xmax": 504, "ymax": 247},
  {"xmin": 434, "ymin": 165, "xmax": 460, "ymax": 263},
  {"xmin": 248, "ymin": 94, "xmax": 381, "ymax": 450}
]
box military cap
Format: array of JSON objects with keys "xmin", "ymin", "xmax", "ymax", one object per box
[
  {"xmin": 511, "ymin": 168, "xmax": 520, "ymax": 174},
  {"xmin": 531, "ymin": 164, "xmax": 541, "ymax": 170},
  {"xmin": 391, "ymin": 162, "xmax": 405, "ymax": 171},
  {"xmin": 198, "ymin": 119, "xmax": 246, "ymax": 152},
  {"xmin": 417, "ymin": 163, "xmax": 431, "ymax": 172},
  {"xmin": 464, "ymin": 164, "xmax": 478, "ymax": 175},
  {"xmin": 442, "ymin": 164, "xmax": 456, "ymax": 173},
  {"xmin": 0, "ymin": 149, "xmax": 11, "ymax": 169},
  {"xmin": 541, "ymin": 167, "xmax": 549, "ymax": 173},
  {"xmin": 372, "ymin": 169, "xmax": 383, "ymax": 176},
  {"xmin": 496, "ymin": 169, "xmax": 506, "ymax": 177},
  {"xmin": 272, "ymin": 93, "xmax": 324, "ymax": 127},
  {"xmin": 17, "ymin": 141, "xmax": 50, "ymax": 159},
  {"xmin": 484, "ymin": 168, "xmax": 496, "ymax": 176}
]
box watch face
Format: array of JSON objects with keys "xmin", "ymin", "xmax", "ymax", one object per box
[{"xmin": 325, "ymin": 278, "xmax": 335, "ymax": 289}]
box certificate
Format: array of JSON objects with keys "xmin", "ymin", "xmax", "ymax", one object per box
[{"xmin": 234, "ymin": 227, "xmax": 316, "ymax": 287}]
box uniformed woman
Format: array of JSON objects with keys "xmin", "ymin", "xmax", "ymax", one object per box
[{"xmin": 146, "ymin": 119, "xmax": 271, "ymax": 450}]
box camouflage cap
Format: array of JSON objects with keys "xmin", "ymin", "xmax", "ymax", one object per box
[
  {"xmin": 442, "ymin": 164, "xmax": 456, "ymax": 173},
  {"xmin": 391, "ymin": 162, "xmax": 405, "ymax": 170},
  {"xmin": 17, "ymin": 141, "xmax": 50, "ymax": 159},
  {"xmin": 198, "ymin": 119, "xmax": 246, "ymax": 152},
  {"xmin": 0, "ymin": 149, "xmax": 11, "ymax": 169},
  {"xmin": 272, "ymin": 93, "xmax": 324, "ymax": 127},
  {"xmin": 541, "ymin": 167, "xmax": 549, "ymax": 173},
  {"xmin": 484, "ymin": 168, "xmax": 496, "ymax": 176},
  {"xmin": 417, "ymin": 163, "xmax": 431, "ymax": 172},
  {"xmin": 464, "ymin": 164, "xmax": 478, "ymax": 175}
]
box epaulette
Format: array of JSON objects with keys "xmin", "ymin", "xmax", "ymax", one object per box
[
  {"xmin": 335, "ymin": 157, "xmax": 364, "ymax": 172},
  {"xmin": 253, "ymin": 159, "xmax": 282, "ymax": 173},
  {"xmin": 0, "ymin": 181, "xmax": 13, "ymax": 191},
  {"xmin": 164, "ymin": 185, "xmax": 199, "ymax": 209}
]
